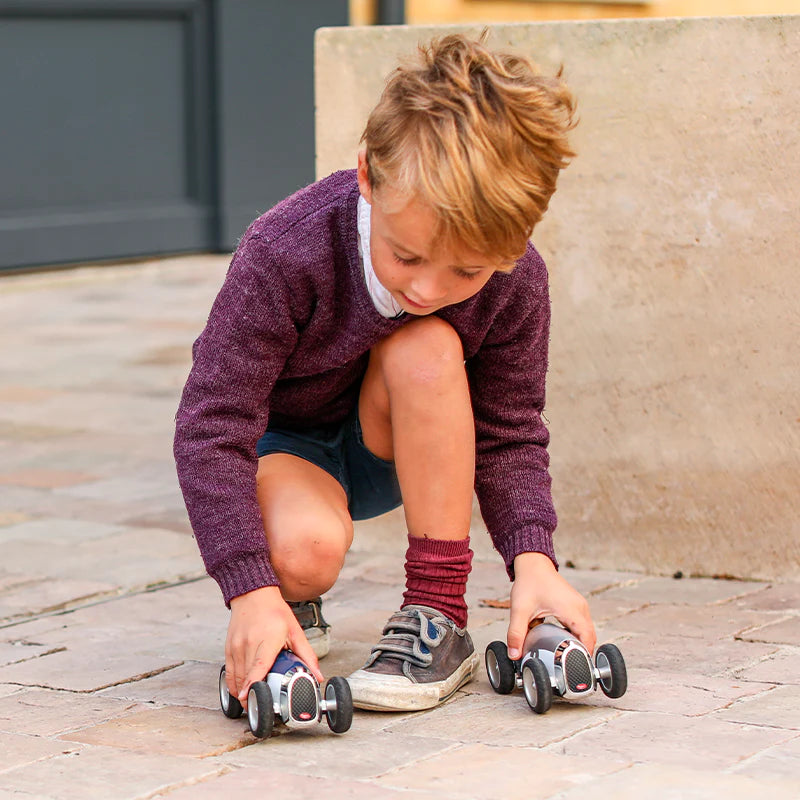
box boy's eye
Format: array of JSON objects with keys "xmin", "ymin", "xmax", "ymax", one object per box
[
  {"xmin": 393, "ymin": 253, "xmax": 420, "ymax": 265},
  {"xmin": 454, "ymin": 268, "xmax": 481, "ymax": 280}
]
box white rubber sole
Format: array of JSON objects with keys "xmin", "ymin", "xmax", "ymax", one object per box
[
  {"xmin": 347, "ymin": 651, "xmax": 480, "ymax": 711},
  {"xmin": 305, "ymin": 628, "xmax": 330, "ymax": 659}
]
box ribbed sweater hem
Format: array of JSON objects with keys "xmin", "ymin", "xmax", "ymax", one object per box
[
  {"xmin": 496, "ymin": 527, "xmax": 559, "ymax": 580},
  {"xmin": 212, "ymin": 554, "xmax": 279, "ymax": 608}
]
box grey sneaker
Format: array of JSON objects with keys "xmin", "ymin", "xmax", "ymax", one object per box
[
  {"xmin": 289, "ymin": 597, "xmax": 331, "ymax": 659},
  {"xmin": 347, "ymin": 605, "xmax": 479, "ymax": 711}
]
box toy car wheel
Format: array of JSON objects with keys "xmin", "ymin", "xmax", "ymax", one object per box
[
  {"xmin": 485, "ymin": 641, "xmax": 516, "ymax": 694},
  {"xmin": 595, "ymin": 644, "xmax": 628, "ymax": 698},
  {"xmin": 522, "ymin": 657, "xmax": 553, "ymax": 714},
  {"xmin": 324, "ymin": 676, "xmax": 353, "ymax": 733},
  {"xmin": 218, "ymin": 666, "xmax": 243, "ymax": 719},
  {"xmin": 247, "ymin": 681, "xmax": 275, "ymax": 738}
]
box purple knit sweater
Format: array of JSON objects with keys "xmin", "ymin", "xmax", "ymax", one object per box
[{"xmin": 174, "ymin": 170, "xmax": 558, "ymax": 605}]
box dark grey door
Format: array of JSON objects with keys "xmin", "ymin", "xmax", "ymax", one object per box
[{"xmin": 0, "ymin": 0, "xmax": 348, "ymax": 271}]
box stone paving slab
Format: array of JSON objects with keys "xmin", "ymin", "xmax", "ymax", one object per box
[
  {"xmin": 552, "ymin": 762, "xmax": 800, "ymax": 800},
  {"xmin": 0, "ymin": 689, "xmax": 143, "ymax": 737},
  {"xmin": 549, "ymin": 710, "xmax": 794, "ymax": 770},
  {"xmin": 59, "ymin": 706, "xmax": 252, "ymax": 758},
  {"xmin": 0, "ymin": 745, "xmax": 224, "ymax": 800},
  {"xmin": 159, "ymin": 768, "xmax": 443, "ymax": 800},
  {"xmin": 374, "ymin": 744, "xmax": 629, "ymax": 799},
  {"xmin": 731, "ymin": 733, "xmax": 800, "ymax": 781}
]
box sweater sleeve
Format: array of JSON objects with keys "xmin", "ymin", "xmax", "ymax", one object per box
[
  {"xmin": 173, "ymin": 234, "xmax": 299, "ymax": 605},
  {"xmin": 467, "ymin": 270, "xmax": 558, "ymax": 580}
]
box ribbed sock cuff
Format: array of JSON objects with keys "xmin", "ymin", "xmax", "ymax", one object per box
[{"xmin": 402, "ymin": 534, "xmax": 473, "ymax": 628}]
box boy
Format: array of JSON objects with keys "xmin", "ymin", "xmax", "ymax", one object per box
[{"xmin": 174, "ymin": 32, "xmax": 595, "ymax": 712}]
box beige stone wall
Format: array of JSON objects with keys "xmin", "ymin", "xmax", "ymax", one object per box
[{"xmin": 315, "ymin": 16, "xmax": 800, "ymax": 580}]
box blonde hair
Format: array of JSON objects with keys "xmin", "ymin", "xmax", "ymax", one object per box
[{"xmin": 361, "ymin": 32, "xmax": 577, "ymax": 266}]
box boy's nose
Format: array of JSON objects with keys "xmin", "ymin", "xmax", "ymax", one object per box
[{"xmin": 411, "ymin": 275, "xmax": 448, "ymax": 304}]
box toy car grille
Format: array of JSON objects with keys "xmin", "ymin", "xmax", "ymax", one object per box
[
  {"xmin": 289, "ymin": 675, "xmax": 318, "ymax": 721},
  {"xmin": 564, "ymin": 649, "xmax": 593, "ymax": 692}
]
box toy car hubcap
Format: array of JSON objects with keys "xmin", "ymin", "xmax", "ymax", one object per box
[
  {"xmin": 522, "ymin": 667, "xmax": 538, "ymax": 706},
  {"xmin": 486, "ymin": 650, "xmax": 500, "ymax": 688},
  {"xmin": 219, "ymin": 673, "xmax": 230, "ymax": 711},
  {"xmin": 247, "ymin": 688, "xmax": 259, "ymax": 731},
  {"xmin": 596, "ymin": 651, "xmax": 612, "ymax": 689}
]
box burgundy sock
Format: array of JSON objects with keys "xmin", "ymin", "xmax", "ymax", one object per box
[{"xmin": 402, "ymin": 535, "xmax": 473, "ymax": 628}]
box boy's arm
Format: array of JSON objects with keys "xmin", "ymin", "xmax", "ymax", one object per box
[
  {"xmin": 467, "ymin": 257, "xmax": 595, "ymax": 651},
  {"xmin": 174, "ymin": 234, "xmax": 297, "ymax": 602}
]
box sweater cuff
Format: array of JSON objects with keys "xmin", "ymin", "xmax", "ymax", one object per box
[
  {"xmin": 495, "ymin": 526, "xmax": 559, "ymax": 581},
  {"xmin": 211, "ymin": 553, "xmax": 280, "ymax": 608}
]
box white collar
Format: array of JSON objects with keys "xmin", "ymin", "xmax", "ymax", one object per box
[{"xmin": 357, "ymin": 195, "xmax": 404, "ymax": 319}]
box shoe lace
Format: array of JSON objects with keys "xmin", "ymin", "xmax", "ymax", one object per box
[{"xmin": 368, "ymin": 606, "xmax": 449, "ymax": 669}]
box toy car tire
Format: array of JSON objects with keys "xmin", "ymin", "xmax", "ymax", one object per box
[
  {"xmin": 324, "ymin": 676, "xmax": 353, "ymax": 733},
  {"xmin": 218, "ymin": 666, "xmax": 243, "ymax": 719},
  {"xmin": 247, "ymin": 680, "xmax": 275, "ymax": 739},
  {"xmin": 595, "ymin": 643, "xmax": 628, "ymax": 699},
  {"xmin": 485, "ymin": 641, "xmax": 516, "ymax": 694},
  {"xmin": 522, "ymin": 657, "xmax": 553, "ymax": 714}
]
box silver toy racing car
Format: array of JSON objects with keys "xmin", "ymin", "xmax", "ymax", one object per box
[
  {"xmin": 485, "ymin": 621, "xmax": 627, "ymax": 713},
  {"xmin": 219, "ymin": 650, "xmax": 353, "ymax": 738}
]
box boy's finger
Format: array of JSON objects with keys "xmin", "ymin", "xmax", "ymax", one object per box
[
  {"xmin": 289, "ymin": 630, "xmax": 324, "ymax": 682},
  {"xmin": 225, "ymin": 656, "xmax": 239, "ymax": 699}
]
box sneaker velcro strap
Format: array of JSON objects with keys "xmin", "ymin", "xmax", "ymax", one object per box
[{"xmin": 290, "ymin": 598, "xmax": 329, "ymax": 631}]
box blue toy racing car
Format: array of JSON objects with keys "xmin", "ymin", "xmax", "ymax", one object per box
[{"xmin": 219, "ymin": 650, "xmax": 353, "ymax": 738}]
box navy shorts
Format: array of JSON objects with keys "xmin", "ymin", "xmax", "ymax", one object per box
[{"xmin": 255, "ymin": 408, "xmax": 402, "ymax": 521}]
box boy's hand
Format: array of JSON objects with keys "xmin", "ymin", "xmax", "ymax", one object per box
[
  {"xmin": 226, "ymin": 586, "xmax": 324, "ymax": 707},
  {"xmin": 507, "ymin": 552, "xmax": 596, "ymax": 659}
]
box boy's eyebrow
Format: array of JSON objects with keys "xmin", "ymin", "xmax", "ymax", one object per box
[{"xmin": 385, "ymin": 236, "xmax": 424, "ymax": 259}]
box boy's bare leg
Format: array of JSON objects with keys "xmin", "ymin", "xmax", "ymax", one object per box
[
  {"xmin": 255, "ymin": 453, "xmax": 353, "ymax": 600},
  {"xmin": 358, "ymin": 316, "xmax": 475, "ymax": 540},
  {"xmin": 224, "ymin": 454, "xmax": 352, "ymax": 705},
  {"xmin": 349, "ymin": 317, "xmax": 480, "ymax": 711}
]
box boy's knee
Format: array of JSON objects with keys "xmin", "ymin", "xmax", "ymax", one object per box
[
  {"xmin": 379, "ymin": 317, "xmax": 464, "ymax": 388},
  {"xmin": 271, "ymin": 513, "xmax": 352, "ymax": 598}
]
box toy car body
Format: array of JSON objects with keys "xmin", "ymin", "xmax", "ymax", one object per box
[
  {"xmin": 485, "ymin": 622, "xmax": 627, "ymax": 714},
  {"xmin": 218, "ymin": 650, "xmax": 353, "ymax": 738}
]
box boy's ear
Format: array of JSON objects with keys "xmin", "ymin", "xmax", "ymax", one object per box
[{"xmin": 356, "ymin": 149, "xmax": 373, "ymax": 204}]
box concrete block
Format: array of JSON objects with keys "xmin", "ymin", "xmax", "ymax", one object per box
[{"xmin": 315, "ymin": 16, "xmax": 800, "ymax": 581}]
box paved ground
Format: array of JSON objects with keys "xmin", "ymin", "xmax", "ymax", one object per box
[{"xmin": 0, "ymin": 255, "xmax": 798, "ymax": 799}]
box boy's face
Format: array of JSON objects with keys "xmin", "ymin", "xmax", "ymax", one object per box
[{"xmin": 357, "ymin": 152, "xmax": 502, "ymax": 316}]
